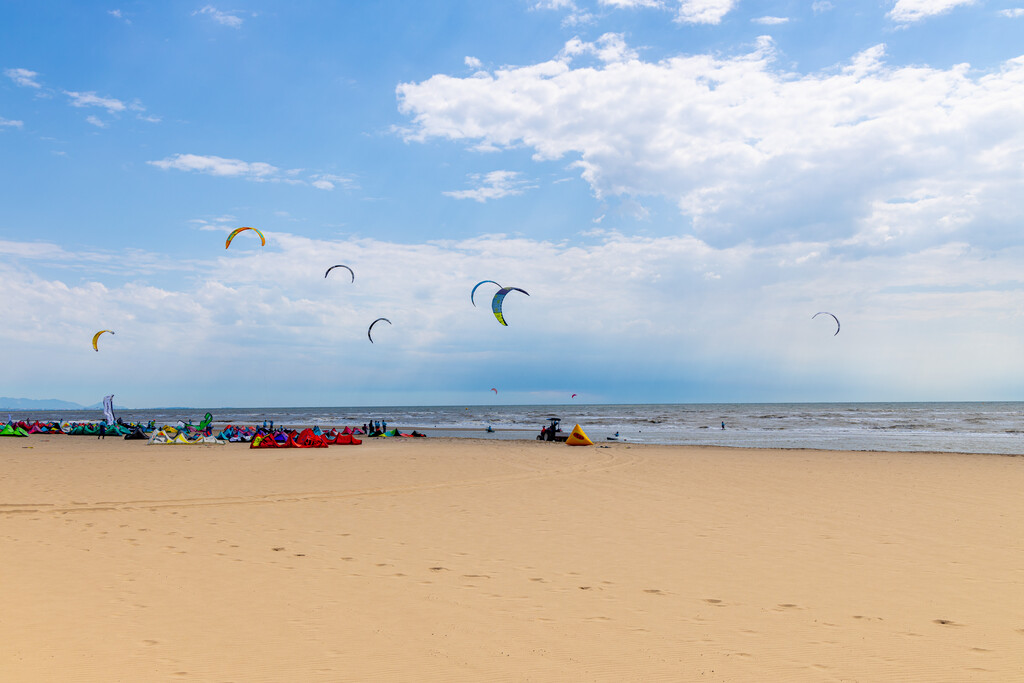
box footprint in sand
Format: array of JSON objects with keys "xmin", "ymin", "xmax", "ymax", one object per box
[{"xmin": 934, "ymin": 619, "xmax": 963, "ymax": 627}]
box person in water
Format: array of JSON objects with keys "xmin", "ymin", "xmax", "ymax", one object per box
[{"xmin": 721, "ymin": 421, "xmax": 725, "ymax": 430}]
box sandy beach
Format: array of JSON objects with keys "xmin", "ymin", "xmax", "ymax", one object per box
[{"xmin": 1, "ymin": 436, "xmax": 1021, "ymax": 681}]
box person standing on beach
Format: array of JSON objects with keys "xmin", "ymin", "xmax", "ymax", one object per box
[{"xmin": 98, "ymin": 423, "xmax": 106, "ymax": 439}]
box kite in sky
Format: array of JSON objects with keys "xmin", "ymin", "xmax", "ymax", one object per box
[
  {"xmin": 812, "ymin": 311, "xmax": 841, "ymax": 336},
  {"xmin": 471, "ymin": 280, "xmax": 502, "ymax": 307},
  {"xmin": 367, "ymin": 317, "xmax": 392, "ymax": 343},
  {"xmin": 492, "ymin": 287, "xmax": 529, "ymax": 326},
  {"xmin": 325, "ymin": 264, "xmax": 354, "ymax": 282},
  {"xmin": 92, "ymin": 329, "xmax": 114, "ymax": 352},
  {"xmin": 225, "ymin": 227, "xmax": 266, "ymax": 249}
]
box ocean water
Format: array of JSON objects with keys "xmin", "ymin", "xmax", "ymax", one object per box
[{"xmin": 10, "ymin": 402, "xmax": 1024, "ymax": 455}]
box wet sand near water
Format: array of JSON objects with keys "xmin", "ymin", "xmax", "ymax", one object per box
[{"xmin": 1, "ymin": 436, "xmax": 1022, "ymax": 681}]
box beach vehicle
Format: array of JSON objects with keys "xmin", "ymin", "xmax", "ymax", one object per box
[{"xmin": 537, "ymin": 417, "xmax": 567, "ymax": 442}]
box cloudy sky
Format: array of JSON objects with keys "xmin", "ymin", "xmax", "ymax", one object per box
[{"xmin": 2, "ymin": 1, "xmax": 1024, "ymax": 408}]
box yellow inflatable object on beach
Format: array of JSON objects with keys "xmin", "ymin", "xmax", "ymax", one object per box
[{"xmin": 565, "ymin": 424, "xmax": 593, "ymax": 446}]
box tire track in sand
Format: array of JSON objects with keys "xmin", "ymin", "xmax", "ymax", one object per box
[{"xmin": 0, "ymin": 449, "xmax": 641, "ymax": 515}]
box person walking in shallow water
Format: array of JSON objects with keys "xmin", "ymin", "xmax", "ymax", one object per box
[{"xmin": 721, "ymin": 421, "xmax": 725, "ymax": 430}]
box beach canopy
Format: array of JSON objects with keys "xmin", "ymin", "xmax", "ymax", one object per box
[{"xmin": 565, "ymin": 424, "xmax": 593, "ymax": 446}]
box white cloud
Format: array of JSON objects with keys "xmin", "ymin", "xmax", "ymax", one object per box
[
  {"xmin": 85, "ymin": 115, "xmax": 107, "ymax": 128},
  {"xmin": 888, "ymin": 0, "xmax": 976, "ymax": 23},
  {"xmin": 64, "ymin": 90, "xmax": 127, "ymax": 112},
  {"xmin": 601, "ymin": 0, "xmax": 663, "ymax": 7},
  {"xmin": 194, "ymin": 5, "xmax": 243, "ymax": 27},
  {"xmin": 0, "ymin": 117, "xmax": 23, "ymax": 128},
  {"xmin": 148, "ymin": 153, "xmax": 353, "ymax": 190},
  {"xmin": 465, "ymin": 56, "xmax": 483, "ymax": 69},
  {"xmin": 310, "ymin": 173, "xmax": 355, "ymax": 191},
  {"xmin": 189, "ymin": 215, "xmax": 238, "ymax": 231},
  {"xmin": 562, "ymin": 33, "xmax": 638, "ymax": 63},
  {"xmin": 752, "ymin": 15, "xmax": 789, "ymax": 25},
  {"xmin": 532, "ymin": 0, "xmax": 593, "ymax": 25},
  {"xmin": 999, "ymin": 8, "xmax": 1024, "ymax": 17},
  {"xmin": 812, "ymin": 1, "xmax": 834, "ymax": 12},
  {"xmin": 443, "ymin": 170, "xmax": 535, "ymax": 202},
  {"xmin": 675, "ymin": 0, "xmax": 736, "ymax": 24},
  {"xmin": 4, "ymin": 229, "xmax": 1024, "ymax": 405},
  {"xmin": 108, "ymin": 9, "xmax": 130, "ymax": 23},
  {"xmin": 5, "ymin": 67, "xmax": 41, "ymax": 88},
  {"xmin": 148, "ymin": 153, "xmax": 279, "ymax": 179},
  {"xmin": 398, "ymin": 38, "xmax": 1024, "ymax": 251}
]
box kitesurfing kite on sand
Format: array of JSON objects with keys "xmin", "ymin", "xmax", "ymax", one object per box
[{"xmin": 813, "ymin": 311, "xmax": 840, "ymax": 336}]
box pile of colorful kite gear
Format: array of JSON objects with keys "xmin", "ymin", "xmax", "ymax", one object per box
[
  {"xmin": 250, "ymin": 427, "xmax": 362, "ymax": 448},
  {"xmin": 0, "ymin": 420, "xmax": 154, "ymax": 437},
  {"xmin": 147, "ymin": 425, "xmax": 223, "ymax": 445}
]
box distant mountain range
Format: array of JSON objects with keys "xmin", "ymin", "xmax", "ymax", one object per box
[{"xmin": 0, "ymin": 397, "xmax": 127, "ymax": 410}]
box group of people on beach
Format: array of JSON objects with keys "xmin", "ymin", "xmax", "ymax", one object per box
[{"xmin": 364, "ymin": 420, "xmax": 388, "ymax": 437}]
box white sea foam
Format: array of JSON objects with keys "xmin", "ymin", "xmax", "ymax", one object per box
[{"xmin": 12, "ymin": 402, "xmax": 1024, "ymax": 454}]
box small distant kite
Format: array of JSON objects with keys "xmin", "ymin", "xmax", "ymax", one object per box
[
  {"xmin": 367, "ymin": 317, "xmax": 392, "ymax": 343},
  {"xmin": 325, "ymin": 264, "xmax": 354, "ymax": 282},
  {"xmin": 491, "ymin": 388, "xmax": 498, "ymax": 394},
  {"xmin": 571, "ymin": 394, "xmax": 577, "ymax": 399},
  {"xmin": 92, "ymin": 329, "xmax": 114, "ymax": 352},
  {"xmin": 812, "ymin": 311, "xmax": 840, "ymax": 336},
  {"xmin": 492, "ymin": 287, "xmax": 529, "ymax": 326},
  {"xmin": 471, "ymin": 280, "xmax": 502, "ymax": 307},
  {"xmin": 225, "ymin": 227, "xmax": 265, "ymax": 249}
]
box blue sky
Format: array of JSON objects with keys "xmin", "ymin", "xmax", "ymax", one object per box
[{"xmin": 2, "ymin": 0, "xmax": 1024, "ymax": 407}]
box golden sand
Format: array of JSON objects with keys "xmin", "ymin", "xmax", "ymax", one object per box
[{"xmin": 1, "ymin": 436, "xmax": 1021, "ymax": 681}]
